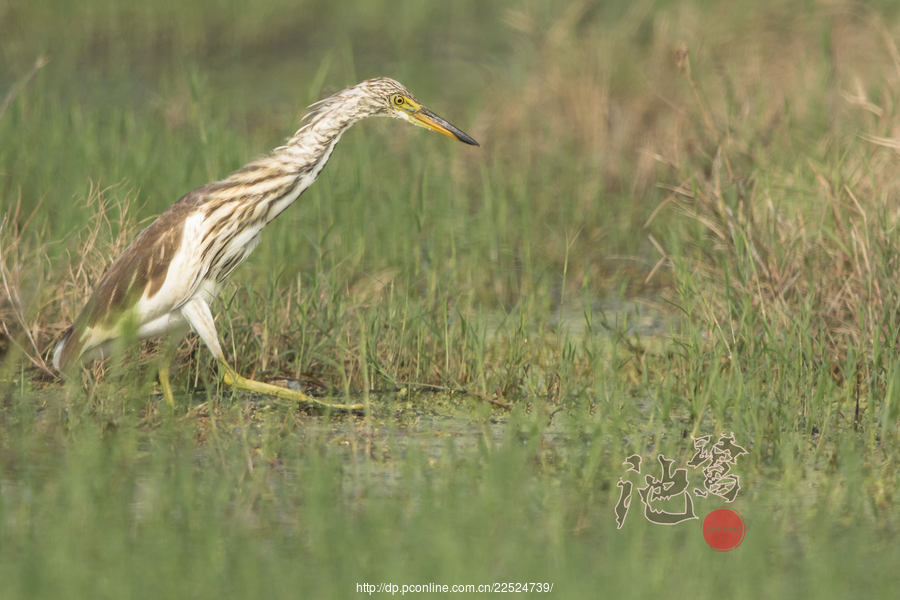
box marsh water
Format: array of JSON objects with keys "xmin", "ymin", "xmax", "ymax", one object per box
[{"xmin": 255, "ymin": 294, "xmax": 677, "ymax": 496}]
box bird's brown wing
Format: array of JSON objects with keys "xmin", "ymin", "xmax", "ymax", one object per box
[{"xmin": 54, "ymin": 187, "xmax": 208, "ymax": 370}]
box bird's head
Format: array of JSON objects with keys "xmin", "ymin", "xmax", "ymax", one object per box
[{"xmin": 359, "ymin": 77, "xmax": 479, "ymax": 146}]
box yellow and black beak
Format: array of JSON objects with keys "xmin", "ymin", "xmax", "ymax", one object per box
[{"xmin": 410, "ymin": 107, "xmax": 479, "ymax": 146}]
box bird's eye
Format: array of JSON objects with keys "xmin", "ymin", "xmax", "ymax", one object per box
[{"xmin": 393, "ymin": 95, "xmax": 405, "ymax": 106}]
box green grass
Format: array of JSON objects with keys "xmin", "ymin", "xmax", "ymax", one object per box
[{"xmin": 3, "ymin": 0, "xmax": 900, "ymax": 597}]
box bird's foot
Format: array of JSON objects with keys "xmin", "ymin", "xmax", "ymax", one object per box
[{"xmin": 218, "ymin": 362, "xmax": 363, "ymax": 411}]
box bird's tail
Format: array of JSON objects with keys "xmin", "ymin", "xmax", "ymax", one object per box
[{"xmin": 53, "ymin": 325, "xmax": 79, "ymax": 372}]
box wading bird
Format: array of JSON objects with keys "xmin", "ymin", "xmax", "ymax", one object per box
[{"xmin": 53, "ymin": 77, "xmax": 479, "ymax": 408}]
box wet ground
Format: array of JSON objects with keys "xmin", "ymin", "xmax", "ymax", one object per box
[{"xmin": 219, "ymin": 294, "xmax": 679, "ymax": 490}]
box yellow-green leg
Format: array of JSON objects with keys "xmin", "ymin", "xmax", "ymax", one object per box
[
  {"xmin": 156, "ymin": 334, "xmax": 183, "ymax": 407},
  {"xmin": 158, "ymin": 360, "xmax": 176, "ymax": 407},
  {"xmin": 217, "ymin": 361, "xmax": 362, "ymax": 411},
  {"xmin": 180, "ymin": 296, "xmax": 361, "ymax": 411}
]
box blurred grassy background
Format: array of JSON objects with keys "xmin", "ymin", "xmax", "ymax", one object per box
[
  {"xmin": 4, "ymin": 0, "xmax": 900, "ymax": 598},
  {"xmin": 4, "ymin": 0, "xmax": 898, "ymax": 382}
]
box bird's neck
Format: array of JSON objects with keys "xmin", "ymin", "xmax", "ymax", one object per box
[
  {"xmin": 279, "ymin": 96, "xmax": 366, "ymax": 172},
  {"xmin": 216, "ymin": 98, "xmax": 366, "ymax": 226}
]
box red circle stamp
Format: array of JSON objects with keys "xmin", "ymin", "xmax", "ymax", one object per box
[{"xmin": 702, "ymin": 508, "xmax": 745, "ymax": 551}]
